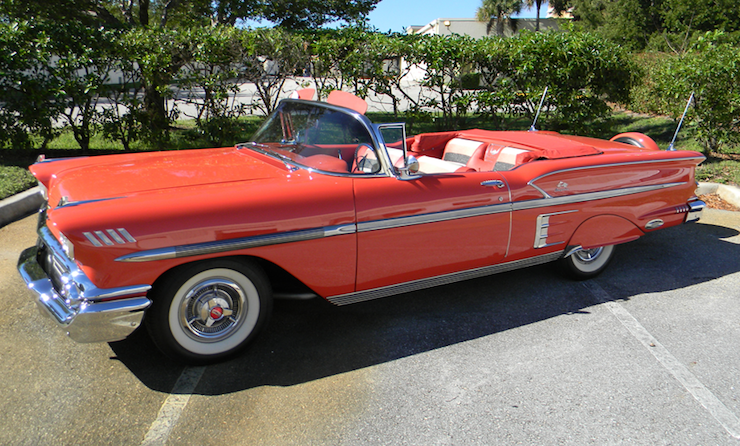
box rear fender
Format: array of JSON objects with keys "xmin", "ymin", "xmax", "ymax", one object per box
[{"xmin": 568, "ymin": 215, "xmax": 644, "ymax": 250}]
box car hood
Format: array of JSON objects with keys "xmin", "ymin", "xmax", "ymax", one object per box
[{"xmin": 33, "ymin": 147, "xmax": 282, "ymax": 208}]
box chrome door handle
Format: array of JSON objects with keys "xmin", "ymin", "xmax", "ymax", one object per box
[{"xmin": 481, "ymin": 180, "xmax": 505, "ymax": 189}]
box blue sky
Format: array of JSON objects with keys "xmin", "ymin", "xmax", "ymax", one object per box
[{"xmin": 367, "ymin": 0, "xmax": 550, "ymax": 34}]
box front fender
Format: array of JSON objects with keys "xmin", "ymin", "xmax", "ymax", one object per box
[{"xmin": 568, "ymin": 214, "xmax": 644, "ymax": 250}]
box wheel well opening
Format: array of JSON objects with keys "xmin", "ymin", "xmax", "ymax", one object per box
[{"xmin": 148, "ymin": 255, "xmax": 317, "ymax": 301}]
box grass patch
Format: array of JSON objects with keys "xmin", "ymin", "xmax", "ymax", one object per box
[
  {"xmin": 0, "ymin": 166, "xmax": 37, "ymax": 201},
  {"xmin": 696, "ymin": 159, "xmax": 740, "ymax": 185}
]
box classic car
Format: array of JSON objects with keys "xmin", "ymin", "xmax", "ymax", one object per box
[{"xmin": 18, "ymin": 90, "xmax": 706, "ymax": 363}]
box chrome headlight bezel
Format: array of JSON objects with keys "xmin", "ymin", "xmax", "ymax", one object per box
[{"xmin": 57, "ymin": 232, "xmax": 75, "ymax": 261}]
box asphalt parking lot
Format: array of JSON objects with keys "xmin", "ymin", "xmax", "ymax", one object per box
[{"xmin": 2, "ymin": 209, "xmax": 740, "ymax": 445}]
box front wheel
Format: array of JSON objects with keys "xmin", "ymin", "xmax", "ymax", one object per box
[
  {"xmin": 146, "ymin": 259, "xmax": 272, "ymax": 364},
  {"xmin": 560, "ymin": 245, "xmax": 615, "ymax": 280}
]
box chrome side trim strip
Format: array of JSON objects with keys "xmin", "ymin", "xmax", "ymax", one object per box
[
  {"xmin": 115, "ymin": 224, "xmax": 358, "ymax": 263},
  {"xmin": 115, "ymin": 182, "xmax": 686, "ymax": 262},
  {"xmin": 358, "ymin": 202, "xmax": 511, "ymax": 233},
  {"xmin": 512, "ymin": 182, "xmax": 686, "ymax": 212},
  {"xmin": 360, "ymin": 182, "xmax": 685, "ymax": 233},
  {"xmin": 327, "ymin": 251, "xmax": 564, "ymax": 306},
  {"xmin": 527, "ymin": 157, "xmax": 705, "ymax": 198}
]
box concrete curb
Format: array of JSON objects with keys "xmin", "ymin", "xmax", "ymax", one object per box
[
  {"xmin": 0, "ymin": 186, "xmax": 43, "ymax": 228},
  {"xmin": 1, "ymin": 182, "xmax": 739, "ymax": 230},
  {"xmin": 696, "ymin": 182, "xmax": 740, "ymax": 208}
]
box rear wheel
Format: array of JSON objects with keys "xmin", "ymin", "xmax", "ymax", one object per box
[
  {"xmin": 146, "ymin": 258, "xmax": 272, "ymax": 364},
  {"xmin": 560, "ymin": 245, "xmax": 615, "ymax": 280}
]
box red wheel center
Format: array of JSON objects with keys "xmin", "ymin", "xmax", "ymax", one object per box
[{"xmin": 209, "ymin": 306, "xmax": 224, "ymax": 319}]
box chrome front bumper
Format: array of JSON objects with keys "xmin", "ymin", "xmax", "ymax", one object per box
[{"xmin": 17, "ymin": 227, "xmax": 152, "ymax": 343}]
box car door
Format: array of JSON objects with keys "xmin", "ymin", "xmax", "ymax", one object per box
[{"xmin": 352, "ymin": 171, "xmax": 511, "ymax": 292}]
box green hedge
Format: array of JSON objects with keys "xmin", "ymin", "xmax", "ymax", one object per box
[
  {"xmin": 1, "ymin": 23, "xmax": 637, "ymax": 150},
  {"xmin": 630, "ymin": 32, "xmax": 740, "ymax": 155}
]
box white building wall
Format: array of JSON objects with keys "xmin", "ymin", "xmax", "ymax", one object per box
[{"xmin": 407, "ymin": 17, "xmax": 561, "ymax": 38}]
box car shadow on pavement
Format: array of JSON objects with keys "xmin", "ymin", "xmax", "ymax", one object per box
[{"xmin": 109, "ymin": 219, "xmax": 740, "ymax": 394}]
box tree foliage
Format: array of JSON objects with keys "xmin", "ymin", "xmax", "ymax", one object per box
[
  {"xmin": 1, "ymin": 23, "xmax": 641, "ymax": 150},
  {"xmin": 551, "ymin": 0, "xmax": 740, "ymax": 50},
  {"xmin": 631, "ymin": 33, "xmax": 740, "ymax": 154}
]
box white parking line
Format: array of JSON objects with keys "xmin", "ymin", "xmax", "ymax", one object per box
[
  {"xmin": 584, "ymin": 281, "xmax": 740, "ymax": 439},
  {"xmin": 141, "ymin": 366, "xmax": 206, "ymax": 446}
]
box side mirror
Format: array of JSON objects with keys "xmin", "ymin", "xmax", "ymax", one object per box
[
  {"xmin": 397, "ymin": 154, "xmax": 421, "ymax": 180},
  {"xmin": 405, "ymin": 154, "xmax": 419, "ymax": 174}
]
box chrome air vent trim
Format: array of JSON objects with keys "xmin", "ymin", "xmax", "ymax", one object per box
[{"xmin": 84, "ymin": 229, "xmax": 137, "ymax": 247}]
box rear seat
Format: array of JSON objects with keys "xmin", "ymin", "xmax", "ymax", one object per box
[
  {"xmin": 485, "ymin": 146, "xmax": 533, "ymax": 171},
  {"xmin": 391, "ymin": 138, "xmax": 536, "ymax": 174},
  {"xmin": 442, "ymin": 138, "xmax": 485, "ymax": 164}
]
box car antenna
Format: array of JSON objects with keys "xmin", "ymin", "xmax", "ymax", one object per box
[
  {"xmin": 667, "ymin": 92, "xmax": 694, "ymax": 151},
  {"xmin": 529, "ymin": 87, "xmax": 548, "ymax": 132}
]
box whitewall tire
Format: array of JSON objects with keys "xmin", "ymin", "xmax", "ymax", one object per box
[{"xmin": 146, "ymin": 258, "xmax": 272, "ymax": 364}]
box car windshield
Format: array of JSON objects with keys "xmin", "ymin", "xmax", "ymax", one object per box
[{"xmin": 247, "ymin": 101, "xmax": 377, "ymax": 174}]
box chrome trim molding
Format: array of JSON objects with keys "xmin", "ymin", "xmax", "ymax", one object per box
[
  {"xmin": 513, "ymin": 182, "xmax": 686, "ymax": 212},
  {"xmin": 82, "ymin": 228, "xmax": 136, "ymax": 248},
  {"xmin": 116, "ymin": 223, "xmax": 357, "ymax": 262},
  {"xmin": 327, "ymin": 251, "xmax": 564, "ymax": 306},
  {"xmin": 57, "ymin": 196, "xmax": 124, "ymax": 208},
  {"xmin": 84, "ymin": 228, "xmax": 137, "ymax": 247},
  {"xmin": 527, "ymin": 157, "xmax": 705, "ymax": 198},
  {"xmin": 115, "ymin": 181, "xmax": 689, "ymax": 262},
  {"xmin": 534, "ymin": 210, "xmax": 579, "ymax": 248},
  {"xmin": 358, "ymin": 202, "xmax": 511, "ymax": 233}
]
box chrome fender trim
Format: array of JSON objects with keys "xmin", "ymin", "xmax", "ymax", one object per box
[
  {"xmin": 115, "ymin": 181, "xmax": 690, "ymax": 264},
  {"xmin": 116, "ymin": 224, "xmax": 357, "ymax": 263}
]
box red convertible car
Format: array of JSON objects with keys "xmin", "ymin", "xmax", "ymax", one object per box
[{"xmin": 18, "ymin": 92, "xmax": 705, "ymax": 363}]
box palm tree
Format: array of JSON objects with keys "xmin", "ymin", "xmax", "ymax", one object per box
[
  {"xmin": 524, "ymin": 0, "xmax": 544, "ymax": 31},
  {"xmin": 476, "ymin": 0, "xmax": 523, "ymax": 36}
]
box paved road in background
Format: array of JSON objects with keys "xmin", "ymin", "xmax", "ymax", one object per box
[{"xmin": 2, "ymin": 210, "xmax": 740, "ymax": 445}]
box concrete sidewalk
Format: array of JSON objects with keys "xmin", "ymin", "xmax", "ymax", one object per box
[{"xmin": 0, "ymin": 186, "xmax": 42, "ymax": 228}]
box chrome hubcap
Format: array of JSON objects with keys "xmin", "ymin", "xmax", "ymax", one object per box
[
  {"xmin": 574, "ymin": 247, "xmax": 603, "ymax": 263},
  {"xmin": 180, "ymin": 278, "xmax": 246, "ymax": 342}
]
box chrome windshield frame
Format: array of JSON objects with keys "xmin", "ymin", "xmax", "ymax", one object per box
[{"xmin": 241, "ymin": 99, "xmax": 402, "ymax": 178}]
